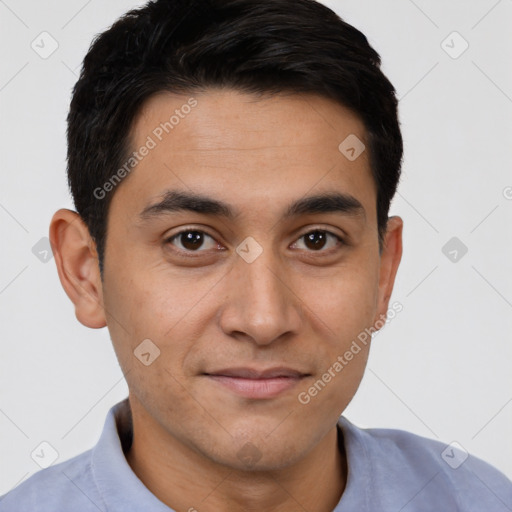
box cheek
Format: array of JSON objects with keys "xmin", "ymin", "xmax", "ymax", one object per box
[
  {"xmin": 104, "ymin": 263, "xmax": 183, "ymax": 332},
  {"xmin": 102, "ymin": 273, "xmax": 201, "ymax": 410},
  {"xmin": 300, "ymin": 263, "xmax": 379, "ymax": 342},
  {"xmin": 102, "ymin": 265, "xmax": 218, "ymax": 370},
  {"xmin": 324, "ymin": 349, "xmax": 370, "ymax": 416},
  {"xmin": 292, "ymin": 259, "xmax": 378, "ymax": 410}
]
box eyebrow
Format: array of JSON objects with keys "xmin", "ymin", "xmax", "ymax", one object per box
[{"xmin": 138, "ymin": 189, "xmax": 366, "ymax": 223}]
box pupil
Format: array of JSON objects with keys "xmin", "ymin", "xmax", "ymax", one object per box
[
  {"xmin": 182, "ymin": 231, "xmax": 203, "ymax": 250},
  {"xmin": 305, "ymin": 231, "xmax": 326, "ymax": 250}
]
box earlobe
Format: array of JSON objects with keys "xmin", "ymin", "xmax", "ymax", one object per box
[
  {"xmin": 374, "ymin": 215, "xmax": 403, "ymax": 325},
  {"xmin": 49, "ymin": 208, "xmax": 107, "ymax": 329}
]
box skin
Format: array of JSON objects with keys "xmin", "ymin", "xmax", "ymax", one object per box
[{"xmin": 50, "ymin": 89, "xmax": 402, "ymax": 512}]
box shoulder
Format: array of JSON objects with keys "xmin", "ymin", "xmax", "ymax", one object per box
[
  {"xmin": 338, "ymin": 417, "xmax": 512, "ymax": 511},
  {"xmin": 0, "ymin": 449, "xmax": 104, "ymax": 512}
]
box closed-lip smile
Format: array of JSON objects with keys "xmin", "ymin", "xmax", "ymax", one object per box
[{"xmin": 203, "ymin": 366, "xmax": 310, "ymax": 399}]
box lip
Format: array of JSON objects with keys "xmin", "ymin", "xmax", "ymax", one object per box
[{"xmin": 204, "ymin": 367, "xmax": 309, "ymax": 399}]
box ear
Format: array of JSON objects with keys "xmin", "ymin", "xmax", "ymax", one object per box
[
  {"xmin": 49, "ymin": 208, "xmax": 107, "ymax": 329},
  {"xmin": 373, "ymin": 215, "xmax": 403, "ymax": 325}
]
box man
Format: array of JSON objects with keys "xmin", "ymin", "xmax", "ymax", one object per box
[{"xmin": 1, "ymin": 0, "xmax": 511, "ymax": 510}]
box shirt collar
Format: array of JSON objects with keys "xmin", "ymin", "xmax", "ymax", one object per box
[
  {"xmin": 91, "ymin": 398, "xmax": 368, "ymax": 512},
  {"xmin": 91, "ymin": 397, "xmax": 174, "ymax": 511},
  {"xmin": 335, "ymin": 416, "xmax": 371, "ymax": 511}
]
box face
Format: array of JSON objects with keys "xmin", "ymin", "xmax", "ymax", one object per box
[{"xmin": 71, "ymin": 89, "xmax": 401, "ymax": 471}]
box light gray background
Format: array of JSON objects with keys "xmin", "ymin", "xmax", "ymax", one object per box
[{"xmin": 1, "ymin": 0, "xmax": 511, "ymax": 494}]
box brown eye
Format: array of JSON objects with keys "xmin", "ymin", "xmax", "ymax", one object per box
[
  {"xmin": 304, "ymin": 231, "xmax": 327, "ymax": 250},
  {"xmin": 167, "ymin": 230, "xmax": 218, "ymax": 252},
  {"xmin": 292, "ymin": 230, "xmax": 343, "ymax": 252}
]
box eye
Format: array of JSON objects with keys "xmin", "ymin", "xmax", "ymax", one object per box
[
  {"xmin": 165, "ymin": 228, "xmax": 344, "ymax": 255},
  {"xmin": 166, "ymin": 229, "xmax": 220, "ymax": 252},
  {"xmin": 291, "ymin": 229, "xmax": 344, "ymax": 252}
]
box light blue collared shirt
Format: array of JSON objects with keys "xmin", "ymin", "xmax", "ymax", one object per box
[{"xmin": 1, "ymin": 397, "xmax": 512, "ymax": 511}]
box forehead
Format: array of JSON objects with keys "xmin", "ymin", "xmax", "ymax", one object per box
[{"xmin": 110, "ymin": 89, "xmax": 376, "ymax": 224}]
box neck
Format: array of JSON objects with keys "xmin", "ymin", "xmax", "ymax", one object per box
[{"xmin": 124, "ymin": 398, "xmax": 347, "ymax": 512}]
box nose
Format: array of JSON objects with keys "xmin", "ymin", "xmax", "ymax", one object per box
[{"xmin": 218, "ymin": 245, "xmax": 303, "ymax": 346}]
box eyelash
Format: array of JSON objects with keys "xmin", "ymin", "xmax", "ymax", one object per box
[{"xmin": 164, "ymin": 227, "xmax": 345, "ymax": 257}]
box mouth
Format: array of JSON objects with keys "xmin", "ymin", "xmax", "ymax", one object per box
[{"xmin": 203, "ymin": 367, "xmax": 310, "ymax": 399}]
